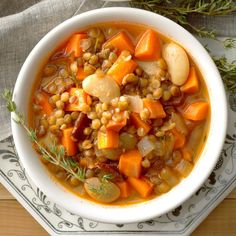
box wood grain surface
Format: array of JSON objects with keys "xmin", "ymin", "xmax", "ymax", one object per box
[{"xmin": 0, "ymin": 183, "xmax": 235, "ymax": 236}]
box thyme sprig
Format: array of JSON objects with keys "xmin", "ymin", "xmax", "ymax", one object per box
[
  {"xmin": 2, "ymin": 89, "xmax": 86, "ymax": 182},
  {"xmin": 130, "ymin": 0, "xmax": 236, "ymax": 38},
  {"xmin": 213, "ymin": 56, "xmax": 236, "ymax": 92}
]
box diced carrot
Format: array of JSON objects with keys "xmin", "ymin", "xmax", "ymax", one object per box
[
  {"xmin": 181, "ymin": 148, "xmax": 193, "ymax": 162},
  {"xmin": 107, "ymin": 51, "xmax": 137, "ymax": 85},
  {"xmin": 130, "ymin": 113, "xmax": 151, "ymax": 135},
  {"xmin": 104, "ymin": 31, "xmax": 134, "ymax": 54},
  {"xmin": 134, "ymin": 29, "xmax": 161, "ymax": 60},
  {"xmin": 117, "ymin": 181, "xmax": 130, "ymax": 198},
  {"xmin": 106, "ymin": 112, "xmax": 127, "ymax": 132},
  {"xmin": 143, "ymin": 98, "xmax": 166, "ymax": 119},
  {"xmin": 118, "ymin": 149, "xmax": 142, "ymax": 178},
  {"xmin": 76, "ymin": 67, "xmax": 86, "ymax": 81},
  {"xmin": 65, "ymin": 88, "xmax": 89, "ymax": 112},
  {"xmin": 181, "ymin": 101, "xmax": 209, "ymax": 121},
  {"xmin": 171, "ymin": 128, "xmax": 186, "ymax": 149},
  {"xmin": 127, "ymin": 177, "xmax": 153, "ymax": 198},
  {"xmin": 180, "ymin": 66, "xmax": 199, "ymax": 94},
  {"xmin": 36, "ymin": 92, "xmax": 53, "ymax": 115},
  {"xmin": 97, "ymin": 129, "xmax": 119, "ymax": 149},
  {"xmin": 65, "ymin": 34, "xmax": 87, "ymax": 57},
  {"xmin": 61, "ymin": 127, "xmax": 78, "ymax": 156}
]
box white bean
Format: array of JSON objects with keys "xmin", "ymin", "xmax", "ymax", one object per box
[
  {"xmin": 84, "ymin": 177, "xmax": 120, "ymax": 203},
  {"xmin": 82, "ymin": 74, "xmax": 120, "ymax": 103},
  {"xmin": 162, "ymin": 42, "xmax": 189, "ymax": 86}
]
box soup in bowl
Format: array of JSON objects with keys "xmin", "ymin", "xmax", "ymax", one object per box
[{"xmin": 12, "ymin": 8, "xmax": 227, "ymax": 223}]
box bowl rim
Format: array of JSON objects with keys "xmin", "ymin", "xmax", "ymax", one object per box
[{"xmin": 11, "ymin": 7, "xmax": 227, "ymax": 224}]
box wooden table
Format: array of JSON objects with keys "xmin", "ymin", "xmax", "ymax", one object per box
[{"xmin": 0, "ymin": 183, "xmax": 235, "ymax": 236}]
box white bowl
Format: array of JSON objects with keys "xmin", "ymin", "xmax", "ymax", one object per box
[{"xmin": 12, "ymin": 7, "xmax": 227, "ymax": 224}]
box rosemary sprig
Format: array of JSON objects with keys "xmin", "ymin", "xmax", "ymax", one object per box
[
  {"xmin": 130, "ymin": 0, "xmax": 236, "ymax": 38},
  {"xmin": 2, "ymin": 89, "xmax": 86, "ymax": 182}
]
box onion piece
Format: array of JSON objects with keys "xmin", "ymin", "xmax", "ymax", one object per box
[
  {"xmin": 138, "ymin": 136, "xmax": 155, "ymax": 157},
  {"xmin": 136, "ymin": 60, "xmax": 161, "ymax": 76},
  {"xmin": 125, "ymin": 95, "xmax": 143, "ymax": 113},
  {"xmin": 171, "ymin": 112, "xmax": 188, "ymax": 135},
  {"xmin": 175, "ymin": 159, "xmax": 193, "ymax": 177}
]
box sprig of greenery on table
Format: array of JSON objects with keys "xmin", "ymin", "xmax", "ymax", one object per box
[{"xmin": 130, "ymin": 0, "xmax": 236, "ymax": 93}]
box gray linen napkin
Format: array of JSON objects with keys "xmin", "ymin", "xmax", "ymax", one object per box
[{"xmin": 0, "ymin": 0, "xmax": 235, "ymax": 141}]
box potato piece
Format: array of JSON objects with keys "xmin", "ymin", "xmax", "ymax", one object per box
[
  {"xmin": 84, "ymin": 177, "xmax": 120, "ymax": 203},
  {"xmin": 162, "ymin": 42, "xmax": 189, "ymax": 86}
]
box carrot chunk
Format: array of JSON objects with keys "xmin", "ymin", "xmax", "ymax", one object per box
[
  {"xmin": 171, "ymin": 128, "xmax": 186, "ymax": 149},
  {"xmin": 117, "ymin": 181, "xmax": 130, "ymax": 198},
  {"xmin": 107, "ymin": 51, "xmax": 137, "ymax": 85},
  {"xmin": 97, "ymin": 130, "xmax": 119, "ymax": 149},
  {"xmin": 61, "ymin": 127, "xmax": 78, "ymax": 156},
  {"xmin": 76, "ymin": 67, "xmax": 86, "ymax": 81},
  {"xmin": 65, "ymin": 34, "xmax": 87, "ymax": 57},
  {"xmin": 118, "ymin": 149, "xmax": 142, "ymax": 178},
  {"xmin": 181, "ymin": 66, "xmax": 199, "ymax": 93},
  {"xmin": 65, "ymin": 88, "xmax": 89, "ymax": 112},
  {"xmin": 104, "ymin": 31, "xmax": 134, "ymax": 54},
  {"xmin": 106, "ymin": 112, "xmax": 127, "ymax": 132},
  {"xmin": 130, "ymin": 113, "xmax": 151, "ymax": 135},
  {"xmin": 143, "ymin": 98, "xmax": 166, "ymax": 119},
  {"xmin": 127, "ymin": 177, "xmax": 153, "ymax": 198},
  {"xmin": 181, "ymin": 101, "xmax": 209, "ymax": 121},
  {"xmin": 36, "ymin": 92, "xmax": 53, "ymax": 116},
  {"xmin": 134, "ymin": 29, "xmax": 161, "ymax": 60}
]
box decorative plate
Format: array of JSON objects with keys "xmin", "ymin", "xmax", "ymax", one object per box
[{"xmin": 1, "ymin": 1, "xmax": 236, "ymax": 235}]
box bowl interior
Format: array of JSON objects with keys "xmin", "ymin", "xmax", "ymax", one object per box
[{"xmin": 12, "ymin": 7, "xmax": 227, "ymax": 224}]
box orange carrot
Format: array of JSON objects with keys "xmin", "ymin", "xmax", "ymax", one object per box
[
  {"xmin": 134, "ymin": 29, "xmax": 161, "ymax": 60},
  {"xmin": 171, "ymin": 128, "xmax": 186, "ymax": 149},
  {"xmin": 107, "ymin": 52, "xmax": 137, "ymax": 85},
  {"xmin": 97, "ymin": 129, "xmax": 119, "ymax": 149},
  {"xmin": 181, "ymin": 101, "xmax": 209, "ymax": 121},
  {"xmin": 117, "ymin": 181, "xmax": 130, "ymax": 198},
  {"xmin": 127, "ymin": 177, "xmax": 153, "ymax": 198},
  {"xmin": 65, "ymin": 34, "xmax": 87, "ymax": 57},
  {"xmin": 118, "ymin": 149, "xmax": 142, "ymax": 178},
  {"xmin": 181, "ymin": 148, "xmax": 193, "ymax": 162},
  {"xmin": 61, "ymin": 127, "xmax": 78, "ymax": 156},
  {"xmin": 106, "ymin": 112, "xmax": 127, "ymax": 132},
  {"xmin": 130, "ymin": 113, "xmax": 151, "ymax": 135},
  {"xmin": 143, "ymin": 98, "xmax": 166, "ymax": 119},
  {"xmin": 36, "ymin": 92, "xmax": 53, "ymax": 115},
  {"xmin": 65, "ymin": 88, "xmax": 89, "ymax": 112},
  {"xmin": 181, "ymin": 66, "xmax": 199, "ymax": 94},
  {"xmin": 104, "ymin": 31, "xmax": 134, "ymax": 54},
  {"xmin": 76, "ymin": 67, "xmax": 86, "ymax": 81}
]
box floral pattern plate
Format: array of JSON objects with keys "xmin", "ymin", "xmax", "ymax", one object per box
[{"xmin": 1, "ymin": 1, "xmax": 236, "ymax": 235}]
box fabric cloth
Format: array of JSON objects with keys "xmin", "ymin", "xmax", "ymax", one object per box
[{"xmin": 0, "ymin": 0, "xmax": 235, "ymax": 141}]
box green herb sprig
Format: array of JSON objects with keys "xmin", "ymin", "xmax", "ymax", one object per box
[
  {"xmin": 2, "ymin": 89, "xmax": 86, "ymax": 182},
  {"xmin": 213, "ymin": 56, "xmax": 236, "ymax": 92},
  {"xmin": 130, "ymin": 0, "xmax": 236, "ymax": 38}
]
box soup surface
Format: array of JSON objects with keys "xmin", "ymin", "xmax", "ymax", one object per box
[{"xmin": 29, "ymin": 22, "xmax": 210, "ymax": 205}]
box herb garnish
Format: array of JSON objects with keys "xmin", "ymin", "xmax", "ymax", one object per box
[
  {"xmin": 2, "ymin": 89, "xmax": 86, "ymax": 182},
  {"xmin": 130, "ymin": 0, "xmax": 236, "ymax": 38}
]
